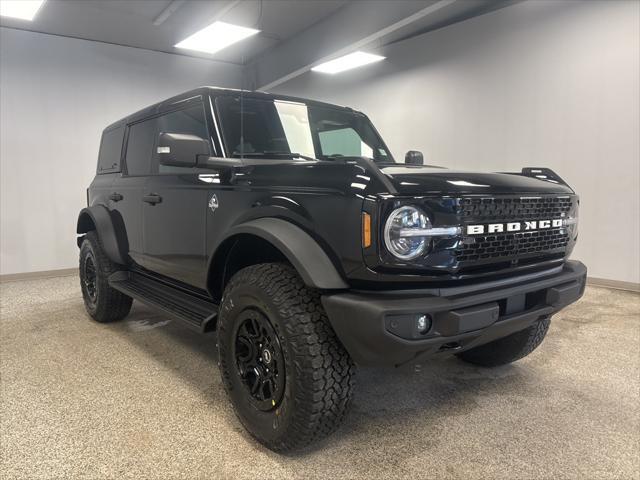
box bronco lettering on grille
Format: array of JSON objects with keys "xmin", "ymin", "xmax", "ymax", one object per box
[{"xmin": 466, "ymin": 219, "xmax": 563, "ymax": 235}]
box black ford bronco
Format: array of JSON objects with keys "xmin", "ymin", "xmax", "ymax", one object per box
[{"xmin": 77, "ymin": 87, "xmax": 586, "ymax": 452}]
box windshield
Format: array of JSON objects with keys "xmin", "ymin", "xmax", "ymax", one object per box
[{"xmin": 216, "ymin": 96, "xmax": 394, "ymax": 163}]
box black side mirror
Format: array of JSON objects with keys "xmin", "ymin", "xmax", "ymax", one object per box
[
  {"xmin": 405, "ymin": 150, "xmax": 424, "ymax": 165},
  {"xmin": 157, "ymin": 132, "xmax": 209, "ymax": 167}
]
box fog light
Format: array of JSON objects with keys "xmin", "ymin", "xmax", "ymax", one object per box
[
  {"xmin": 416, "ymin": 314, "xmax": 431, "ymax": 335},
  {"xmin": 385, "ymin": 313, "xmax": 433, "ymax": 339}
]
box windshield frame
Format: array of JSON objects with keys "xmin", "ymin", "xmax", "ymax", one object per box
[{"xmin": 212, "ymin": 93, "xmax": 395, "ymax": 164}]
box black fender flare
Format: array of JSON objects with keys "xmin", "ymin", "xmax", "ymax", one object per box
[
  {"xmin": 76, "ymin": 206, "xmax": 128, "ymax": 265},
  {"xmin": 218, "ymin": 218, "xmax": 349, "ymax": 290}
]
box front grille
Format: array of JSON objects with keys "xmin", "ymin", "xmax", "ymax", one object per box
[
  {"xmin": 458, "ymin": 196, "xmax": 573, "ymax": 221},
  {"xmin": 455, "ymin": 228, "xmax": 570, "ymax": 262}
]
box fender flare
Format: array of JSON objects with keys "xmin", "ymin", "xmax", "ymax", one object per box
[
  {"xmin": 76, "ymin": 206, "xmax": 128, "ymax": 265},
  {"xmin": 219, "ymin": 218, "xmax": 349, "ymax": 290}
]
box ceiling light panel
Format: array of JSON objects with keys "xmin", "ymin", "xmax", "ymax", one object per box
[
  {"xmin": 175, "ymin": 21, "xmax": 259, "ymax": 55},
  {"xmin": 0, "ymin": 0, "xmax": 45, "ymax": 21},
  {"xmin": 311, "ymin": 52, "xmax": 385, "ymax": 74}
]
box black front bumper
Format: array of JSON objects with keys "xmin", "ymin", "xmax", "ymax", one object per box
[{"xmin": 322, "ymin": 260, "xmax": 587, "ymax": 367}]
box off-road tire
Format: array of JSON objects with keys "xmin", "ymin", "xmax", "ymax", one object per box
[
  {"xmin": 217, "ymin": 263, "xmax": 355, "ymax": 452},
  {"xmin": 79, "ymin": 231, "xmax": 132, "ymax": 323},
  {"xmin": 457, "ymin": 317, "xmax": 551, "ymax": 367}
]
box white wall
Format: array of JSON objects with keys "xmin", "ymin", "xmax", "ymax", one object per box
[
  {"xmin": 272, "ymin": 0, "xmax": 640, "ymax": 284},
  {"xmin": 0, "ymin": 28, "xmax": 243, "ymax": 275}
]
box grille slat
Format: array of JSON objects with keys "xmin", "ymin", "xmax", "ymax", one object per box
[
  {"xmin": 458, "ymin": 196, "xmax": 573, "ymax": 221},
  {"xmin": 455, "ymin": 228, "xmax": 570, "ymax": 262}
]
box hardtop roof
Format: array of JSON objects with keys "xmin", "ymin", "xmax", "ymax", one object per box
[{"xmin": 103, "ymin": 86, "xmax": 356, "ymax": 132}]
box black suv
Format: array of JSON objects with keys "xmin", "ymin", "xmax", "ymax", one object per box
[{"xmin": 77, "ymin": 87, "xmax": 586, "ymax": 451}]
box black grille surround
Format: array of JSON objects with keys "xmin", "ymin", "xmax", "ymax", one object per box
[{"xmin": 453, "ymin": 195, "xmax": 576, "ymax": 270}]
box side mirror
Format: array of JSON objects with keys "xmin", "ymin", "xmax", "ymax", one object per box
[
  {"xmin": 157, "ymin": 132, "xmax": 209, "ymax": 167},
  {"xmin": 405, "ymin": 150, "xmax": 424, "ymax": 165}
]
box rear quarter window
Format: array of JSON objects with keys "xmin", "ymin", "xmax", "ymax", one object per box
[{"xmin": 97, "ymin": 126, "xmax": 125, "ymax": 174}]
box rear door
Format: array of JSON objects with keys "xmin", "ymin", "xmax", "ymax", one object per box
[
  {"xmin": 142, "ymin": 101, "xmax": 213, "ymax": 288},
  {"xmin": 110, "ymin": 118, "xmax": 155, "ymax": 267},
  {"xmin": 90, "ymin": 125, "xmax": 123, "ymax": 206}
]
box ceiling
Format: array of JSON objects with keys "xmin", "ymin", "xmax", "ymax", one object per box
[
  {"xmin": 0, "ymin": 0, "xmax": 518, "ymax": 74},
  {"xmin": 0, "ymin": 0, "xmax": 348, "ymax": 64},
  {"xmin": 247, "ymin": 0, "xmax": 520, "ymax": 90}
]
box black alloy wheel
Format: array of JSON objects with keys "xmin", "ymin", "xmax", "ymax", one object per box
[
  {"xmin": 82, "ymin": 252, "xmax": 98, "ymax": 305},
  {"xmin": 234, "ymin": 309, "xmax": 285, "ymax": 411}
]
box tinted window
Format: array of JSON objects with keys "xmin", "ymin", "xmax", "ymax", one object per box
[
  {"xmin": 97, "ymin": 126, "xmax": 124, "ymax": 173},
  {"xmin": 310, "ymin": 108, "xmax": 387, "ymax": 161},
  {"xmin": 155, "ymin": 105, "xmax": 210, "ymax": 173},
  {"xmin": 216, "ymin": 96, "xmax": 393, "ymax": 162},
  {"xmin": 217, "ymin": 97, "xmax": 292, "ymax": 157},
  {"xmin": 319, "ymin": 127, "xmax": 373, "ymax": 158},
  {"xmin": 125, "ymin": 119, "xmax": 156, "ymax": 176}
]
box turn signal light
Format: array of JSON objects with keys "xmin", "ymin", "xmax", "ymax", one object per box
[{"xmin": 362, "ymin": 212, "xmax": 372, "ymax": 248}]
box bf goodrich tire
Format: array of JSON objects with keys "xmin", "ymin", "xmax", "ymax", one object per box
[
  {"xmin": 217, "ymin": 263, "xmax": 355, "ymax": 452},
  {"xmin": 457, "ymin": 317, "xmax": 551, "ymax": 367},
  {"xmin": 79, "ymin": 231, "xmax": 132, "ymax": 323}
]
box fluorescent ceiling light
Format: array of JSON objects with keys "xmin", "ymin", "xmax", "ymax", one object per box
[
  {"xmin": 175, "ymin": 21, "xmax": 259, "ymax": 55},
  {"xmin": 312, "ymin": 51, "xmax": 385, "ymax": 74},
  {"xmin": 0, "ymin": 0, "xmax": 45, "ymax": 20}
]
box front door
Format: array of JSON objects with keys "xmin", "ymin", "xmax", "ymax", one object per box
[{"xmin": 142, "ymin": 102, "xmax": 212, "ymax": 288}]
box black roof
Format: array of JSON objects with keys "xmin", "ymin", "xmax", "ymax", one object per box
[{"xmin": 104, "ymin": 86, "xmax": 355, "ymax": 132}]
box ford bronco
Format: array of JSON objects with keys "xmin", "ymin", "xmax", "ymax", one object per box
[{"xmin": 77, "ymin": 87, "xmax": 586, "ymax": 451}]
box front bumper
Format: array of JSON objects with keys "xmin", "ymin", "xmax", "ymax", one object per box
[{"xmin": 322, "ymin": 260, "xmax": 587, "ymax": 367}]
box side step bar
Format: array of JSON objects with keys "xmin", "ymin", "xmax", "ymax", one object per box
[{"xmin": 109, "ymin": 271, "xmax": 218, "ymax": 332}]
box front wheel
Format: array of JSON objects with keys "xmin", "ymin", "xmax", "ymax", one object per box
[{"xmin": 217, "ymin": 263, "xmax": 355, "ymax": 452}]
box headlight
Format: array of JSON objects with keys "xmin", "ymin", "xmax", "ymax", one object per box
[
  {"xmin": 383, "ymin": 205, "xmax": 462, "ymax": 261},
  {"xmin": 384, "ymin": 206, "xmax": 430, "ymax": 260},
  {"xmin": 564, "ymin": 201, "xmax": 579, "ymax": 239}
]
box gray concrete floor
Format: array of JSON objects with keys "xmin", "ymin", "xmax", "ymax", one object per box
[{"xmin": 1, "ymin": 276, "xmax": 639, "ymax": 480}]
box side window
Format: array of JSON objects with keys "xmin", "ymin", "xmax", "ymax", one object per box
[
  {"xmin": 125, "ymin": 118, "xmax": 157, "ymax": 176},
  {"xmin": 318, "ymin": 127, "xmax": 374, "ymax": 158},
  {"xmin": 155, "ymin": 104, "xmax": 210, "ymax": 173},
  {"xmin": 97, "ymin": 125, "xmax": 124, "ymax": 173}
]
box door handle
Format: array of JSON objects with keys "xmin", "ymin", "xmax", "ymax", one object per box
[
  {"xmin": 143, "ymin": 193, "xmax": 162, "ymax": 205},
  {"xmin": 109, "ymin": 192, "xmax": 123, "ymax": 202}
]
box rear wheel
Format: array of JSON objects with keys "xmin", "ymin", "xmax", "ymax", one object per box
[
  {"xmin": 79, "ymin": 231, "xmax": 132, "ymax": 323},
  {"xmin": 457, "ymin": 317, "xmax": 551, "ymax": 367},
  {"xmin": 217, "ymin": 263, "xmax": 355, "ymax": 452}
]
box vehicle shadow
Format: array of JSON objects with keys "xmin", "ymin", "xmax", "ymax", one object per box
[
  {"xmin": 108, "ymin": 301, "xmax": 537, "ymax": 456},
  {"xmin": 108, "ymin": 303, "xmax": 220, "ymax": 391}
]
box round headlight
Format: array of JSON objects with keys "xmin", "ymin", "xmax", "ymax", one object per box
[{"xmin": 384, "ymin": 206, "xmax": 430, "ymax": 260}]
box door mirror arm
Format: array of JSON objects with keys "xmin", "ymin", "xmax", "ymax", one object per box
[
  {"xmin": 196, "ymin": 156, "xmax": 246, "ymax": 185},
  {"xmin": 197, "ymin": 156, "xmax": 245, "ymax": 169}
]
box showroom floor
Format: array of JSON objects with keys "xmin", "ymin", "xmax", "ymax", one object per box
[{"xmin": 1, "ymin": 275, "xmax": 638, "ymax": 479}]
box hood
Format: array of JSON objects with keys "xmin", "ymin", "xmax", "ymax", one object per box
[{"xmin": 377, "ymin": 165, "xmax": 574, "ymax": 195}]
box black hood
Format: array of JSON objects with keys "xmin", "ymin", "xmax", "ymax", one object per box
[{"xmin": 377, "ymin": 165, "xmax": 574, "ymax": 195}]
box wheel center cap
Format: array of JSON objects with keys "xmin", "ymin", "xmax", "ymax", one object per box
[{"xmin": 262, "ymin": 349, "xmax": 272, "ymax": 364}]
